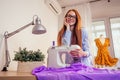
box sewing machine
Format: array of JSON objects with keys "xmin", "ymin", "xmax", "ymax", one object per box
[{"xmin": 47, "ymin": 45, "xmax": 80, "ymax": 68}]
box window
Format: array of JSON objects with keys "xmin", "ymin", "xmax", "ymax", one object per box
[
  {"xmin": 91, "ymin": 21, "xmax": 106, "ymax": 56},
  {"xmin": 91, "ymin": 17, "xmax": 120, "ymax": 58},
  {"xmin": 110, "ymin": 17, "xmax": 120, "ymax": 58}
]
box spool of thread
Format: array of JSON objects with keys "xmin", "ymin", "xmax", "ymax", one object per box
[{"xmin": 52, "ymin": 41, "xmax": 55, "ymax": 49}]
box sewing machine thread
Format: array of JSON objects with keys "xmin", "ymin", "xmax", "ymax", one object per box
[{"xmin": 52, "ymin": 41, "xmax": 55, "ymax": 49}]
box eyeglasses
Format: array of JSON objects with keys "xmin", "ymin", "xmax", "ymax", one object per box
[{"xmin": 66, "ymin": 15, "xmax": 76, "ymax": 19}]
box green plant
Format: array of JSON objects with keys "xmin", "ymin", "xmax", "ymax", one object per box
[{"xmin": 13, "ymin": 47, "xmax": 45, "ymax": 62}]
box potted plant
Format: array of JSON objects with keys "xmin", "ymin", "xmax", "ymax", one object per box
[{"xmin": 13, "ymin": 47, "xmax": 45, "ymax": 72}]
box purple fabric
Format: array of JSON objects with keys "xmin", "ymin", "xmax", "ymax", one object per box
[{"xmin": 32, "ymin": 63, "xmax": 120, "ymax": 80}]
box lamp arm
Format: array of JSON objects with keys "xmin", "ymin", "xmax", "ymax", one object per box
[
  {"xmin": 6, "ymin": 21, "xmax": 33, "ymax": 38},
  {"xmin": 3, "ymin": 36, "xmax": 10, "ymax": 69}
]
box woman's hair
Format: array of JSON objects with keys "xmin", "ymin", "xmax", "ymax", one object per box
[{"xmin": 57, "ymin": 9, "xmax": 82, "ymax": 47}]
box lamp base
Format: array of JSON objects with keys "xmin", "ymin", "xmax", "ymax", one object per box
[{"xmin": 2, "ymin": 67, "xmax": 8, "ymax": 71}]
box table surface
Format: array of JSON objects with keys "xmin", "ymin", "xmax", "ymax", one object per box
[{"xmin": 0, "ymin": 71, "xmax": 36, "ymax": 80}]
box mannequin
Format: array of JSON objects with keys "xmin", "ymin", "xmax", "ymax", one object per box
[
  {"xmin": 94, "ymin": 34, "xmax": 118, "ymax": 68},
  {"xmin": 95, "ymin": 34, "xmax": 106, "ymax": 68},
  {"xmin": 99, "ymin": 34, "xmax": 105, "ymax": 45}
]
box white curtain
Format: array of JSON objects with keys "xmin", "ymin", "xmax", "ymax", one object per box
[{"xmin": 58, "ymin": 3, "xmax": 95, "ymax": 64}]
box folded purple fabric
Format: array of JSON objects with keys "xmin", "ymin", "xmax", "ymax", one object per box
[{"xmin": 32, "ymin": 63, "xmax": 120, "ymax": 80}]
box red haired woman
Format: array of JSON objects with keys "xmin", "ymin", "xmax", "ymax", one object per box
[{"xmin": 57, "ymin": 9, "xmax": 92, "ymax": 66}]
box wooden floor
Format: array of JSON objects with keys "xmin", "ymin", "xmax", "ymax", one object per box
[{"xmin": 0, "ymin": 71, "xmax": 36, "ymax": 80}]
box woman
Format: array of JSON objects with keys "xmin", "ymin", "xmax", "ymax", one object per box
[{"xmin": 57, "ymin": 9, "xmax": 92, "ymax": 66}]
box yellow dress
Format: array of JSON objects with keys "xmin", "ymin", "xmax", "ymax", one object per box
[{"xmin": 95, "ymin": 38, "xmax": 118, "ymax": 67}]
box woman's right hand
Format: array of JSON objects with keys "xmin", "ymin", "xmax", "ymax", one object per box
[{"xmin": 64, "ymin": 18, "xmax": 70, "ymax": 30}]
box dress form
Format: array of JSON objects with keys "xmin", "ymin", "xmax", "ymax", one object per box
[
  {"xmin": 96, "ymin": 34, "xmax": 105, "ymax": 68},
  {"xmin": 94, "ymin": 34, "xmax": 118, "ymax": 68},
  {"xmin": 99, "ymin": 35, "xmax": 105, "ymax": 45}
]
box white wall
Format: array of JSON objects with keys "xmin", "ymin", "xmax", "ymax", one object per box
[{"xmin": 0, "ymin": 0, "xmax": 58, "ymax": 71}]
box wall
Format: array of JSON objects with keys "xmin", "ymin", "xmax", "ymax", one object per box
[{"xmin": 0, "ymin": 0, "xmax": 58, "ymax": 71}]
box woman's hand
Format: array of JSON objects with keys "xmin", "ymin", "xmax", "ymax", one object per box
[
  {"xmin": 64, "ymin": 18, "xmax": 70, "ymax": 30},
  {"xmin": 70, "ymin": 49, "xmax": 87, "ymax": 57}
]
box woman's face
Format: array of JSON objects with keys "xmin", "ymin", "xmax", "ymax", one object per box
[{"xmin": 65, "ymin": 11, "xmax": 76, "ymax": 26}]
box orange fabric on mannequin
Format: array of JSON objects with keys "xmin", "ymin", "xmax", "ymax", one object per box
[
  {"xmin": 57, "ymin": 9, "xmax": 82, "ymax": 47},
  {"xmin": 95, "ymin": 38, "xmax": 118, "ymax": 67}
]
